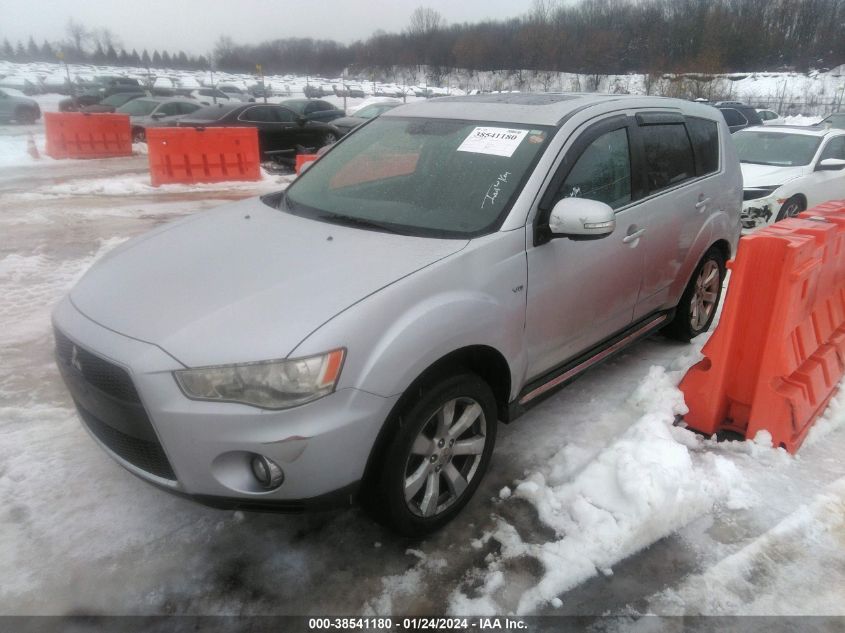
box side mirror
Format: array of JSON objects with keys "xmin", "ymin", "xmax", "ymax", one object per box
[
  {"xmin": 816, "ymin": 158, "xmax": 845, "ymax": 171},
  {"xmin": 297, "ymin": 115, "xmax": 308, "ymax": 126},
  {"xmin": 548, "ymin": 197, "xmax": 616, "ymax": 239}
]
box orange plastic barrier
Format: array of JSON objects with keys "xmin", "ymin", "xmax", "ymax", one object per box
[
  {"xmin": 44, "ymin": 112, "xmax": 132, "ymax": 159},
  {"xmin": 679, "ymin": 200, "xmax": 845, "ymax": 453},
  {"xmin": 295, "ymin": 153, "xmax": 318, "ymax": 174},
  {"xmin": 146, "ymin": 127, "xmax": 261, "ymax": 187}
]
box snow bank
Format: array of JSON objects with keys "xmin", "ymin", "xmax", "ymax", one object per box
[
  {"xmin": 0, "ymin": 133, "xmax": 44, "ymax": 167},
  {"xmin": 449, "ymin": 366, "xmax": 753, "ymax": 615}
]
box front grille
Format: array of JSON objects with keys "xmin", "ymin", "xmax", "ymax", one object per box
[
  {"xmin": 54, "ymin": 327, "xmax": 177, "ymax": 482},
  {"xmin": 55, "ymin": 329, "xmax": 141, "ymax": 403},
  {"xmin": 76, "ymin": 403, "xmax": 176, "ymax": 480}
]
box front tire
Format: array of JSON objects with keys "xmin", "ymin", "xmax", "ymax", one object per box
[
  {"xmin": 664, "ymin": 246, "xmax": 726, "ymax": 342},
  {"xmin": 132, "ymin": 127, "xmax": 146, "ymax": 143},
  {"xmin": 374, "ymin": 373, "xmax": 497, "ymax": 537},
  {"xmin": 776, "ymin": 196, "xmax": 805, "ymax": 222},
  {"xmin": 320, "ymin": 131, "xmax": 338, "ymax": 147}
]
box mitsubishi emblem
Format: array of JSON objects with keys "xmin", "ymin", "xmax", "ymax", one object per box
[{"xmin": 71, "ymin": 345, "xmax": 83, "ymax": 372}]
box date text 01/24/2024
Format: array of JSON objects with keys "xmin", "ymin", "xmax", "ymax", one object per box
[{"xmin": 307, "ymin": 617, "xmax": 529, "ymax": 630}]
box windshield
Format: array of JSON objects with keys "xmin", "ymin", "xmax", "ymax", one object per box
[
  {"xmin": 117, "ymin": 99, "xmax": 159, "ymax": 116},
  {"xmin": 356, "ymin": 104, "xmax": 396, "ymax": 119},
  {"xmin": 734, "ymin": 131, "xmax": 821, "ymax": 166},
  {"xmin": 281, "ymin": 117, "xmax": 552, "ymax": 237}
]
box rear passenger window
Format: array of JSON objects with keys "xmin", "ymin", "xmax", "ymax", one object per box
[
  {"xmin": 642, "ymin": 124, "xmax": 696, "ymax": 192},
  {"xmin": 686, "ymin": 117, "xmax": 719, "ymax": 175},
  {"xmin": 720, "ymin": 108, "xmax": 747, "ymax": 127},
  {"xmin": 558, "ymin": 128, "xmax": 631, "ymax": 209}
]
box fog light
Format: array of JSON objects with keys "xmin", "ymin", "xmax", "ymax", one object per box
[{"xmin": 250, "ymin": 455, "xmax": 284, "ymax": 490}]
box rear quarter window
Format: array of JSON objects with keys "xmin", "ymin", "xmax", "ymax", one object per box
[{"xmin": 685, "ymin": 117, "xmax": 720, "ymax": 175}]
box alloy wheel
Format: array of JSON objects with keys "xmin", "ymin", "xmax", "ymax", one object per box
[
  {"xmin": 690, "ymin": 260, "xmax": 720, "ymax": 331},
  {"xmin": 403, "ymin": 397, "xmax": 487, "ymax": 518}
]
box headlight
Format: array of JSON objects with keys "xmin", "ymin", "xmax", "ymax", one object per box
[{"xmin": 174, "ymin": 349, "xmax": 345, "ymax": 410}]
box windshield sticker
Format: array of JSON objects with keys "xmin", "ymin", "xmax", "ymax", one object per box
[
  {"xmin": 458, "ymin": 127, "xmax": 528, "ymax": 158},
  {"xmin": 481, "ymin": 171, "xmax": 512, "ymax": 209}
]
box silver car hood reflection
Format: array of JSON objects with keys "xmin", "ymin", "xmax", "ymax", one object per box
[{"xmin": 70, "ymin": 197, "xmax": 468, "ymax": 367}]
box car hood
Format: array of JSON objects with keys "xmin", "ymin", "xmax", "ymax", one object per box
[
  {"xmin": 70, "ymin": 197, "xmax": 468, "ymax": 367},
  {"xmin": 740, "ymin": 163, "xmax": 806, "ymax": 188}
]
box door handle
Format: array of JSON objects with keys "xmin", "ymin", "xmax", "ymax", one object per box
[
  {"xmin": 695, "ymin": 197, "xmax": 711, "ymax": 210},
  {"xmin": 623, "ymin": 228, "xmax": 646, "ymax": 243}
]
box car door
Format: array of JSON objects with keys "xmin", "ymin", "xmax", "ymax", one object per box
[
  {"xmin": 524, "ymin": 115, "xmax": 646, "ymax": 379},
  {"xmin": 151, "ymin": 102, "xmax": 184, "ymax": 126},
  {"xmin": 807, "ymin": 135, "xmax": 845, "ymax": 206},
  {"xmin": 630, "ymin": 113, "xmax": 719, "ymax": 319},
  {"xmin": 238, "ymin": 106, "xmax": 281, "ymax": 153}
]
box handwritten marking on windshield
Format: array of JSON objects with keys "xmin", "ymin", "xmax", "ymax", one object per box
[{"xmin": 481, "ymin": 171, "xmax": 512, "ymax": 209}]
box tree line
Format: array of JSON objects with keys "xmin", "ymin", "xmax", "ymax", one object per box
[{"xmin": 2, "ymin": 0, "xmax": 844, "ymax": 78}]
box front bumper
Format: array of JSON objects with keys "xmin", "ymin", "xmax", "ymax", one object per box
[
  {"xmin": 52, "ymin": 296, "xmax": 398, "ymax": 508},
  {"xmin": 741, "ymin": 192, "xmax": 780, "ymax": 230}
]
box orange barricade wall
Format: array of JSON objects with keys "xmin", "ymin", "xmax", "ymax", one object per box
[
  {"xmin": 146, "ymin": 127, "xmax": 261, "ymax": 187},
  {"xmin": 679, "ymin": 200, "xmax": 845, "ymax": 453},
  {"xmin": 295, "ymin": 153, "xmax": 318, "ymax": 174},
  {"xmin": 44, "ymin": 112, "xmax": 132, "ymax": 159}
]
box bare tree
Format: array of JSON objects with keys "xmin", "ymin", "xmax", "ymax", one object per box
[
  {"xmin": 407, "ymin": 7, "xmax": 444, "ymax": 36},
  {"xmin": 66, "ymin": 19, "xmax": 89, "ymax": 54}
]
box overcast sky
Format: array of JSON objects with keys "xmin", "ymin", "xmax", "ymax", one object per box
[{"xmin": 2, "ymin": 0, "xmax": 539, "ymax": 54}]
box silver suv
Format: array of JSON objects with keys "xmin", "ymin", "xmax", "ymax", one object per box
[{"xmin": 53, "ymin": 94, "xmax": 741, "ymax": 535}]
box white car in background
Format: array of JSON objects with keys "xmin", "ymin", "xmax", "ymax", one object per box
[
  {"xmin": 756, "ymin": 109, "xmax": 785, "ymax": 125},
  {"xmin": 738, "ymin": 125, "xmax": 845, "ymax": 229}
]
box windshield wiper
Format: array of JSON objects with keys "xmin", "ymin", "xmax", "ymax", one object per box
[{"xmin": 316, "ymin": 212, "xmax": 403, "ymax": 234}]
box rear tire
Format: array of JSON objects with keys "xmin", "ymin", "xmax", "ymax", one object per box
[
  {"xmin": 776, "ymin": 196, "xmax": 805, "ymax": 222},
  {"xmin": 371, "ymin": 372, "xmax": 497, "ymax": 537},
  {"xmin": 132, "ymin": 127, "xmax": 146, "ymax": 143},
  {"xmin": 664, "ymin": 246, "xmax": 726, "ymax": 342}
]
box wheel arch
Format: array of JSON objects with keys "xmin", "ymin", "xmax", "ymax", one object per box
[{"xmin": 357, "ymin": 344, "xmax": 510, "ymax": 503}]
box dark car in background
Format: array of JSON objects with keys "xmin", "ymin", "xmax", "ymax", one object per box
[
  {"xmin": 117, "ymin": 97, "xmax": 203, "ymax": 141},
  {"xmin": 177, "ymin": 102, "xmax": 339, "ymax": 161},
  {"xmin": 81, "ymin": 91, "xmax": 146, "ymax": 113},
  {"xmin": 331, "ymin": 101, "xmax": 400, "ymax": 136},
  {"xmin": 59, "ymin": 76, "xmax": 146, "ymax": 111},
  {"xmin": 279, "ymin": 98, "xmax": 345, "ymax": 123},
  {"xmin": 715, "ymin": 103, "xmax": 764, "ymax": 133},
  {"xmin": 0, "ymin": 86, "xmax": 41, "ymax": 123}
]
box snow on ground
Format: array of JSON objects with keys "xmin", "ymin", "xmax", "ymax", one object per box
[{"xmin": 0, "ymin": 118, "xmax": 844, "ymax": 617}]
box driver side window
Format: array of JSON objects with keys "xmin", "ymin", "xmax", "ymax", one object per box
[{"xmin": 557, "ymin": 127, "xmax": 632, "ymax": 210}]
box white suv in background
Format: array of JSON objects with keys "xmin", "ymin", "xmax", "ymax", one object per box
[{"xmin": 737, "ymin": 125, "xmax": 845, "ymax": 229}]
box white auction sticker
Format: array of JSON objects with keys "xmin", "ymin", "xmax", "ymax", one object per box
[{"xmin": 457, "ymin": 127, "xmax": 529, "ymax": 158}]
